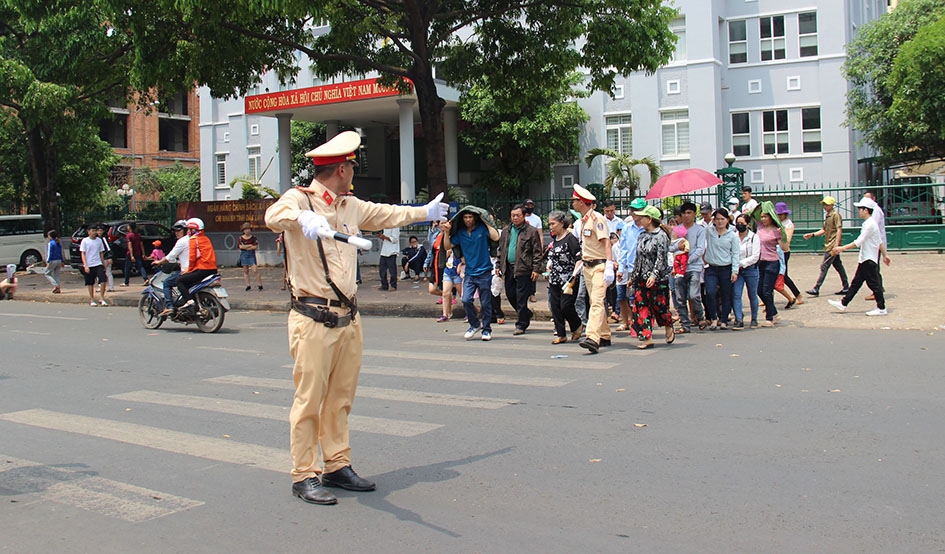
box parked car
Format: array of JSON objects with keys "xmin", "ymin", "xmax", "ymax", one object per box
[
  {"xmin": 0, "ymin": 214, "xmax": 47, "ymax": 269},
  {"xmin": 69, "ymin": 220, "xmax": 174, "ymax": 276}
]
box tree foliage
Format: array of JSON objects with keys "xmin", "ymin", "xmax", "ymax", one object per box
[
  {"xmin": 0, "ymin": 0, "xmax": 132, "ymax": 230},
  {"xmin": 584, "ymin": 149, "xmax": 661, "ymax": 197},
  {"xmin": 290, "ymin": 120, "xmax": 326, "ymax": 187},
  {"xmin": 106, "ymin": 0, "xmax": 677, "ymax": 196},
  {"xmin": 460, "ymin": 69, "xmax": 589, "ymax": 195},
  {"xmin": 843, "ymin": 0, "xmax": 945, "ymax": 163},
  {"xmin": 136, "ymin": 162, "xmax": 201, "ymax": 202},
  {"xmin": 887, "ymin": 15, "xmax": 945, "ymax": 161}
]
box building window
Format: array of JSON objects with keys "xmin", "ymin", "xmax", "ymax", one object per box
[
  {"xmin": 670, "ymin": 17, "xmax": 686, "ymax": 63},
  {"xmin": 729, "ymin": 20, "xmax": 747, "ymax": 64},
  {"xmin": 666, "ymin": 80, "xmax": 680, "ymax": 95},
  {"xmin": 159, "ymin": 119, "xmax": 189, "ymax": 152},
  {"xmin": 732, "ymin": 112, "xmax": 751, "ymax": 157},
  {"xmin": 786, "ymin": 76, "xmax": 801, "ymax": 91},
  {"xmin": 99, "ymin": 115, "xmax": 127, "ymax": 148},
  {"xmin": 605, "ymin": 114, "xmax": 632, "ymax": 155},
  {"xmin": 613, "ymin": 85, "xmax": 625, "ymax": 99},
  {"xmin": 760, "ymin": 15, "xmax": 786, "ymax": 61},
  {"xmin": 750, "ymin": 169, "xmax": 764, "ymax": 184},
  {"xmin": 748, "ymin": 80, "xmax": 762, "ymax": 94},
  {"xmin": 801, "ymin": 107, "xmax": 822, "ymax": 153},
  {"xmin": 250, "ymin": 124, "xmax": 259, "ymax": 136},
  {"xmin": 762, "ymin": 109, "xmax": 789, "ymax": 155},
  {"xmin": 798, "ymin": 12, "xmax": 818, "ymax": 57},
  {"xmin": 160, "ymin": 92, "xmax": 189, "ymax": 116},
  {"xmin": 223, "ymin": 132, "xmax": 230, "ymax": 143},
  {"xmin": 562, "ymin": 175, "xmax": 575, "ymax": 189},
  {"xmin": 248, "ymin": 147, "xmax": 262, "ymax": 181},
  {"xmin": 216, "ymin": 154, "xmax": 227, "ymax": 187},
  {"xmin": 790, "ymin": 168, "xmax": 804, "ymax": 182},
  {"xmin": 661, "ymin": 109, "xmax": 690, "ymax": 157}
]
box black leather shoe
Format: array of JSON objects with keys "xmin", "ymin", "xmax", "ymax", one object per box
[
  {"xmin": 834, "ymin": 289, "xmax": 850, "ymax": 295},
  {"xmin": 321, "ymin": 466, "xmax": 376, "ymax": 492},
  {"xmin": 292, "ymin": 477, "xmax": 337, "ymax": 505},
  {"xmin": 805, "ymin": 289, "xmax": 819, "ymax": 297},
  {"xmin": 579, "ymin": 338, "xmax": 599, "ymax": 354},
  {"xmin": 598, "ymin": 338, "xmax": 612, "ymax": 347}
]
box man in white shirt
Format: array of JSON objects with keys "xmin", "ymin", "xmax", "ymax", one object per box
[
  {"xmin": 79, "ymin": 224, "xmax": 108, "ymax": 306},
  {"xmin": 740, "ymin": 186, "xmax": 759, "ymax": 220},
  {"xmin": 827, "ymin": 197, "xmax": 890, "ymax": 316},
  {"xmin": 602, "ymin": 200, "xmax": 625, "ymax": 235},
  {"xmin": 377, "ymin": 226, "xmax": 400, "ymax": 291},
  {"xmin": 152, "ymin": 221, "xmax": 190, "ymax": 308},
  {"xmin": 862, "ymin": 191, "xmax": 886, "ymax": 300}
]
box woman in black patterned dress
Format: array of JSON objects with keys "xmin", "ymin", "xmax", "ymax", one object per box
[
  {"xmin": 545, "ymin": 210, "xmax": 583, "ymax": 344},
  {"xmin": 628, "ymin": 206, "xmax": 675, "ymax": 349}
]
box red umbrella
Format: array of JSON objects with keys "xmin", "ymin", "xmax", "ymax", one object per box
[{"xmin": 645, "ymin": 168, "xmax": 722, "ymax": 200}]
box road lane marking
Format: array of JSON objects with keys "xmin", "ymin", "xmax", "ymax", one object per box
[
  {"xmin": 360, "ymin": 366, "xmax": 574, "ymax": 387},
  {"xmin": 204, "ymin": 375, "xmax": 518, "ymax": 409},
  {"xmin": 0, "ymin": 409, "xmax": 287, "ymax": 473},
  {"xmin": 0, "ymin": 454, "xmax": 203, "ymax": 522},
  {"xmin": 363, "ymin": 349, "xmax": 614, "ymax": 370},
  {"xmin": 0, "ymin": 313, "xmax": 87, "ymax": 321},
  {"xmin": 196, "ymin": 346, "xmax": 264, "ymax": 354},
  {"xmin": 108, "ymin": 390, "xmax": 442, "ymax": 436}
]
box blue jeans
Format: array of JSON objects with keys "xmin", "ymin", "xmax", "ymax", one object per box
[
  {"xmin": 124, "ymin": 255, "xmax": 148, "ymax": 284},
  {"xmin": 462, "ymin": 272, "xmax": 493, "ymax": 333},
  {"xmin": 163, "ymin": 270, "xmax": 180, "ymax": 307},
  {"xmin": 703, "ymin": 265, "xmax": 733, "ymax": 323},
  {"xmin": 757, "ymin": 259, "xmax": 780, "ymax": 321},
  {"xmin": 732, "ymin": 265, "xmax": 759, "ymax": 323},
  {"xmin": 674, "ymin": 271, "xmax": 704, "ymax": 330}
]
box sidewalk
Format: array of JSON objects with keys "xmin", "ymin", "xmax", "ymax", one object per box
[{"xmin": 5, "ymin": 252, "xmax": 944, "ymax": 331}]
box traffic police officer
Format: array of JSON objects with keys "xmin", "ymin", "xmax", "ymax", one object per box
[
  {"xmin": 265, "ymin": 131, "xmax": 448, "ymax": 505},
  {"xmin": 571, "ymin": 185, "xmax": 614, "ymax": 354}
]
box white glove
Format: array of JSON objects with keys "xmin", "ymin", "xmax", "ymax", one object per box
[
  {"xmin": 603, "ymin": 264, "xmax": 615, "ymax": 286},
  {"xmin": 297, "ymin": 211, "xmax": 331, "ymax": 240},
  {"xmin": 424, "ymin": 192, "xmax": 449, "ymax": 222}
]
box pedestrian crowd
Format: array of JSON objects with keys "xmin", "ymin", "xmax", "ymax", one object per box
[{"xmin": 412, "ymin": 185, "xmax": 891, "ymax": 353}]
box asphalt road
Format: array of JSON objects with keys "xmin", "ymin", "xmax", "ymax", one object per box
[{"xmin": 1, "ymin": 303, "xmax": 944, "ymax": 553}]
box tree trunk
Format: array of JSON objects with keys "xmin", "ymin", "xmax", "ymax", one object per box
[
  {"xmin": 409, "ymin": 69, "xmax": 447, "ymax": 197},
  {"xmin": 25, "ymin": 124, "xmax": 61, "ymax": 233}
]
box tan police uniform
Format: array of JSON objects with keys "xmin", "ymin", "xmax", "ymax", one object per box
[
  {"xmin": 265, "ymin": 169, "xmax": 426, "ymax": 484},
  {"xmin": 581, "ymin": 208, "xmax": 612, "ymax": 343}
]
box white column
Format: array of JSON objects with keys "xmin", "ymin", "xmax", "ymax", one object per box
[
  {"xmin": 443, "ymin": 106, "xmax": 458, "ymax": 186},
  {"xmin": 276, "ymin": 113, "xmax": 292, "ymax": 193},
  {"xmin": 398, "ymin": 99, "xmax": 416, "ymax": 201},
  {"xmin": 325, "ymin": 120, "xmax": 339, "ymax": 139}
]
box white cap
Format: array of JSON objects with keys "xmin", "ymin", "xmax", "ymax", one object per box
[
  {"xmin": 853, "ymin": 197, "xmax": 878, "ymax": 210},
  {"xmin": 305, "ymin": 131, "xmax": 361, "ymax": 165},
  {"xmin": 727, "ymin": 197, "xmax": 739, "ymax": 205}
]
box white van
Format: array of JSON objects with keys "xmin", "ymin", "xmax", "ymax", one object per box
[{"xmin": 0, "ymin": 214, "xmax": 48, "ymax": 269}]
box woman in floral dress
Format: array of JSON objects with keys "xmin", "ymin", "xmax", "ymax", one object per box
[{"xmin": 629, "ymin": 206, "xmax": 675, "ymax": 349}]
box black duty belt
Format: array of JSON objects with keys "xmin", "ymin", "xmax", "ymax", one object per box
[
  {"xmin": 295, "ymin": 295, "xmax": 347, "ymax": 308},
  {"xmin": 584, "ymin": 259, "xmax": 607, "ymax": 267},
  {"xmin": 291, "ymin": 295, "xmax": 358, "ymax": 328}
]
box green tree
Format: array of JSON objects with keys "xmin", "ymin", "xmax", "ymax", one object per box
[
  {"xmin": 461, "ymin": 71, "xmax": 589, "ymax": 195},
  {"xmin": 583, "ymin": 149, "xmax": 661, "ymax": 198},
  {"xmin": 887, "ymin": 15, "xmax": 945, "ymax": 161},
  {"xmin": 843, "ymin": 0, "xmax": 945, "ymax": 163},
  {"xmin": 136, "ymin": 162, "xmax": 201, "ymax": 202},
  {"xmin": 0, "ymin": 111, "xmax": 31, "ymax": 213},
  {"xmin": 290, "ymin": 121, "xmax": 326, "ymax": 187},
  {"xmin": 0, "ymin": 0, "xmax": 133, "ymax": 231},
  {"xmin": 106, "ymin": 0, "xmax": 677, "ymax": 196}
]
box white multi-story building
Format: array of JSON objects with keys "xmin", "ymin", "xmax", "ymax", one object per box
[{"xmin": 200, "ymin": 1, "xmax": 888, "ymax": 202}]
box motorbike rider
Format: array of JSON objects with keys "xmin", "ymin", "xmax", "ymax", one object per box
[
  {"xmin": 153, "ymin": 220, "xmax": 190, "ymax": 311},
  {"xmin": 160, "ymin": 217, "xmax": 216, "ymax": 316}
]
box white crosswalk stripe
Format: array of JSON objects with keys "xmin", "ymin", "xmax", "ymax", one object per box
[
  {"xmin": 204, "ymin": 375, "xmax": 518, "ymax": 409},
  {"xmin": 0, "ymin": 409, "xmax": 287, "ymax": 473},
  {"xmin": 362, "ymin": 349, "xmax": 616, "ymax": 370},
  {"xmin": 107, "ymin": 390, "xmax": 442, "ymax": 437},
  {"xmin": 360, "ymin": 366, "xmax": 575, "ymax": 387},
  {"xmin": 0, "ymin": 454, "xmax": 204, "ymax": 523}
]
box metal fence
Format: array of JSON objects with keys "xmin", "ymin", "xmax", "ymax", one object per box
[{"xmin": 61, "ymin": 201, "xmax": 178, "ymax": 235}]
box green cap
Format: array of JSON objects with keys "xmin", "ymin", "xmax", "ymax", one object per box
[
  {"xmin": 629, "ymin": 198, "xmax": 647, "ymax": 209},
  {"xmin": 634, "ymin": 205, "xmax": 662, "ymax": 220}
]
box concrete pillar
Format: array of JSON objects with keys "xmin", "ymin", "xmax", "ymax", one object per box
[
  {"xmin": 325, "ymin": 120, "xmax": 339, "ymax": 139},
  {"xmin": 444, "ymin": 106, "xmax": 458, "ymax": 186},
  {"xmin": 276, "ymin": 113, "xmax": 292, "ymax": 193},
  {"xmin": 397, "ymin": 99, "xmax": 416, "ymax": 201}
]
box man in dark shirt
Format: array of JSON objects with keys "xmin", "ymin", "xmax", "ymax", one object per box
[
  {"xmin": 496, "ymin": 205, "xmax": 543, "ymax": 335},
  {"xmin": 123, "ymin": 222, "xmax": 149, "ymax": 286}
]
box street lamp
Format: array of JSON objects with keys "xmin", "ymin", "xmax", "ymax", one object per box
[
  {"xmin": 715, "ymin": 152, "xmax": 745, "ymax": 208},
  {"xmin": 117, "ymin": 183, "xmax": 135, "ymax": 212}
]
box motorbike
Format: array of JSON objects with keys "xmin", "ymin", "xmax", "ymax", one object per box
[{"xmin": 138, "ymin": 268, "xmax": 230, "ymax": 333}]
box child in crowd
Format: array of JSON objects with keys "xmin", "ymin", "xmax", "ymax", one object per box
[
  {"xmin": 149, "ymin": 240, "xmax": 166, "ymax": 262},
  {"xmin": 671, "ymin": 225, "xmax": 690, "ymax": 279},
  {"xmin": 437, "ymin": 249, "xmax": 463, "ymax": 322},
  {"xmin": 773, "ymin": 244, "xmax": 797, "ymax": 307}
]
